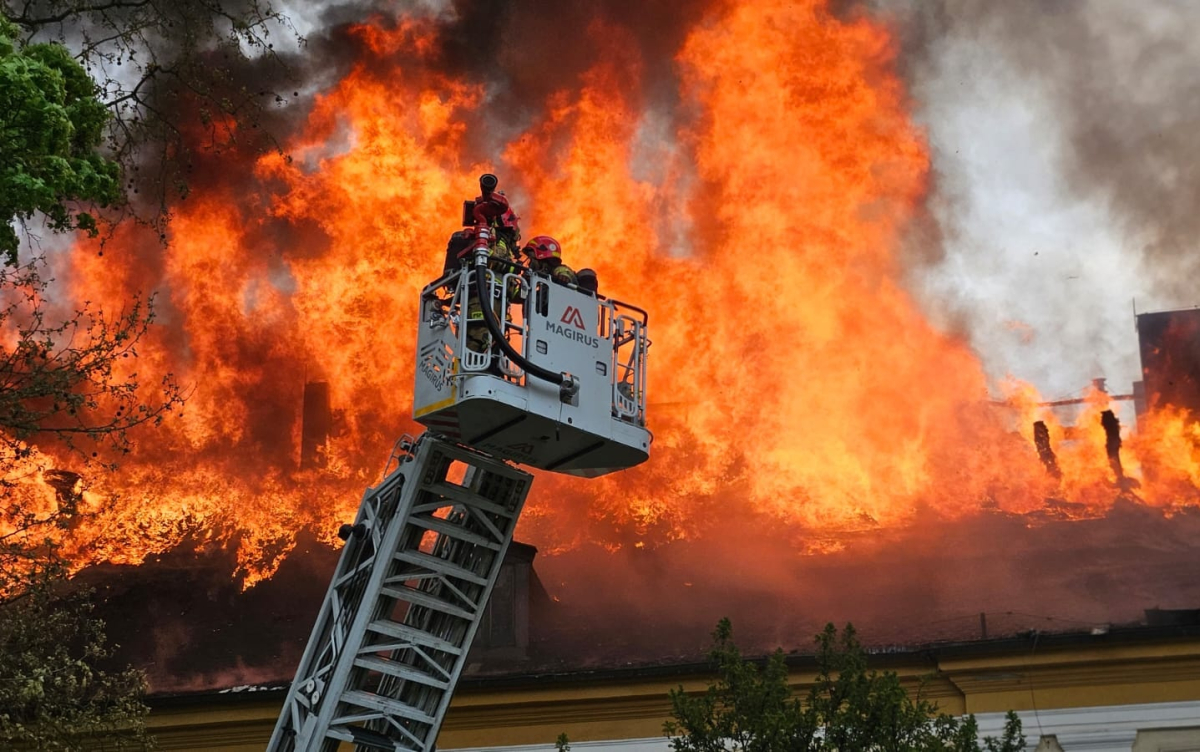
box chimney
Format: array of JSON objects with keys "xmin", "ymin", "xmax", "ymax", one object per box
[
  {"xmin": 301, "ymin": 381, "xmax": 332, "ymax": 469},
  {"xmin": 469, "ymin": 542, "xmax": 543, "ymax": 663},
  {"xmin": 1136, "ymin": 308, "xmax": 1200, "ymax": 414}
]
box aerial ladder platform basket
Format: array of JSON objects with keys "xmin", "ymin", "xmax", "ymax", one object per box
[
  {"xmin": 413, "ymin": 251, "xmax": 651, "ymax": 477},
  {"xmin": 270, "ymin": 175, "xmax": 652, "ymax": 751}
]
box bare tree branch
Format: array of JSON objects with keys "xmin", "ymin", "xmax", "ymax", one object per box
[{"xmin": 6, "ymin": 0, "xmax": 151, "ymax": 28}]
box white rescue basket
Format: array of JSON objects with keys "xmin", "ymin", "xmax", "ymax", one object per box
[{"xmin": 413, "ymin": 260, "xmax": 651, "ymax": 477}]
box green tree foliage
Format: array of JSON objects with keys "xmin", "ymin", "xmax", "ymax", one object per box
[
  {"xmin": 665, "ymin": 619, "xmax": 1025, "ymax": 752},
  {"xmin": 0, "ymin": 559, "xmax": 154, "ymax": 749},
  {"xmin": 4, "ymin": 0, "xmax": 301, "ymax": 231},
  {"xmin": 0, "ymin": 16, "xmax": 119, "ymax": 263}
]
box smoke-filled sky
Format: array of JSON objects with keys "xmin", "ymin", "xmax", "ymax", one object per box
[{"xmin": 878, "ymin": 0, "xmax": 1200, "ymax": 401}]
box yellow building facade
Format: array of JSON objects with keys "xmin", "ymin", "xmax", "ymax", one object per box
[{"xmin": 146, "ymin": 626, "xmax": 1200, "ymax": 751}]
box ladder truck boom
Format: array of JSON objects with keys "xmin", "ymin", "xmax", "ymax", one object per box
[
  {"xmin": 269, "ymin": 436, "xmax": 532, "ymax": 751},
  {"xmin": 270, "ymin": 175, "xmax": 652, "ymax": 751}
]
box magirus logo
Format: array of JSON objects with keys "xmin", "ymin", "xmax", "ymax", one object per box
[{"xmin": 560, "ymin": 306, "xmax": 586, "ymax": 330}]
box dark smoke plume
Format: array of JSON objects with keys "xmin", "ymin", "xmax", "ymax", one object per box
[{"xmin": 135, "ymin": 0, "xmax": 706, "ymax": 205}]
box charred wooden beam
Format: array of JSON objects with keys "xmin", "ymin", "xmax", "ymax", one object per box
[
  {"xmin": 1100, "ymin": 409, "xmax": 1124, "ymax": 481},
  {"xmin": 1032, "ymin": 421, "xmax": 1061, "ymax": 479}
]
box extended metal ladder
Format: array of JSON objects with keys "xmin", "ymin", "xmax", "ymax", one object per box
[{"xmin": 269, "ymin": 433, "xmax": 533, "ymax": 751}]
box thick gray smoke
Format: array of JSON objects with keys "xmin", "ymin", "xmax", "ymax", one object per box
[{"xmin": 875, "ymin": 0, "xmax": 1200, "ymax": 401}]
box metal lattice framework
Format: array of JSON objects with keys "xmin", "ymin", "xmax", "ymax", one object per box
[{"xmin": 268, "ymin": 434, "xmax": 532, "ymax": 751}]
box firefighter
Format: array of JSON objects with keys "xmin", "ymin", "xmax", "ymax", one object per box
[
  {"xmin": 443, "ymin": 230, "xmax": 471, "ymax": 276},
  {"xmin": 489, "ymin": 207, "xmax": 521, "ymax": 261},
  {"xmin": 576, "ymin": 267, "xmax": 598, "ymax": 296},
  {"xmin": 521, "ymin": 235, "xmax": 576, "ymax": 286},
  {"xmin": 465, "ymin": 197, "xmax": 522, "ymax": 354}
]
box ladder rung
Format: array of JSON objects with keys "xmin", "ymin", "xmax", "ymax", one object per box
[
  {"xmin": 339, "ymin": 690, "xmax": 436, "ymax": 726},
  {"xmin": 393, "ymin": 550, "xmax": 488, "ymax": 586},
  {"xmin": 327, "ymin": 718, "xmax": 426, "ymax": 750},
  {"xmin": 353, "ymin": 655, "xmax": 450, "ymax": 690},
  {"xmin": 367, "ymin": 620, "xmax": 463, "ymax": 656},
  {"xmin": 427, "ymin": 482, "xmax": 517, "ymax": 518},
  {"xmin": 407, "ymin": 515, "xmax": 502, "ymax": 550},
  {"xmin": 380, "ymin": 585, "xmax": 477, "ymax": 620},
  {"xmin": 268, "ymin": 435, "xmax": 533, "ymax": 752},
  {"xmin": 329, "ymin": 725, "xmax": 403, "ymax": 750}
]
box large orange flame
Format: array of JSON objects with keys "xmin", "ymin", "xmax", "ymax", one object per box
[{"xmin": 10, "ymin": 0, "xmax": 1199, "ymax": 588}]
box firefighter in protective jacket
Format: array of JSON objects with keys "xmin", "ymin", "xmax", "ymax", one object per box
[
  {"xmin": 522, "ymin": 235, "xmax": 576, "ymax": 286},
  {"xmin": 464, "ymin": 195, "xmax": 521, "ymax": 354}
]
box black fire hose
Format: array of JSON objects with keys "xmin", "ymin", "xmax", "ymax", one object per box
[{"xmin": 472, "ymin": 257, "xmax": 579, "ymax": 401}]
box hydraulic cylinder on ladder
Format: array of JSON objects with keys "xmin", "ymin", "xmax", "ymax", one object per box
[{"xmin": 269, "ymin": 175, "xmax": 652, "ymax": 751}]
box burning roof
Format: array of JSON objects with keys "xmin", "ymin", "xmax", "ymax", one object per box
[{"xmin": 92, "ymin": 503, "xmax": 1200, "ymax": 694}]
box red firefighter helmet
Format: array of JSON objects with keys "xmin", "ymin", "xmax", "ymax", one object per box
[
  {"xmin": 499, "ymin": 207, "xmax": 520, "ymax": 235},
  {"xmin": 522, "ymin": 235, "xmax": 562, "ymax": 261}
]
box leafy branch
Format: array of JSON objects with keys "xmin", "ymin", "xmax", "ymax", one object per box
[
  {"xmin": 665, "ymin": 619, "xmax": 1025, "ymax": 751},
  {"xmin": 3, "ymin": 0, "xmax": 305, "ymax": 246}
]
